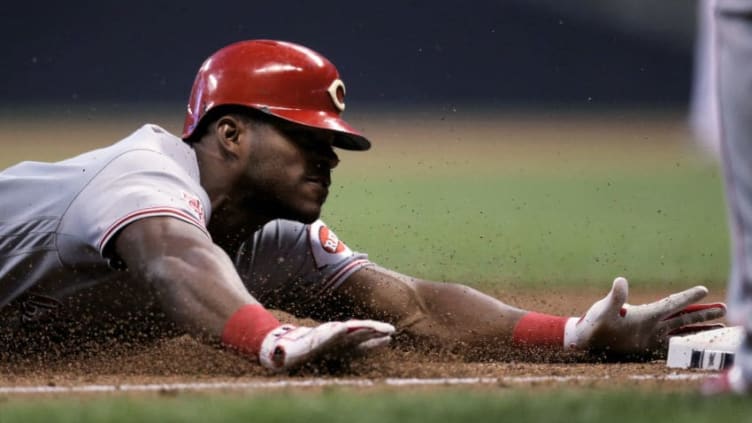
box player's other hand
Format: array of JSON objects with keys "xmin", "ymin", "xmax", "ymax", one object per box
[
  {"xmin": 566, "ymin": 277, "xmax": 726, "ymax": 357},
  {"xmin": 258, "ymin": 320, "xmax": 395, "ymax": 372}
]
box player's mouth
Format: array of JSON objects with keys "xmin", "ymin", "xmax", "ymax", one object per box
[
  {"xmin": 305, "ymin": 174, "xmax": 331, "ymax": 189},
  {"xmin": 304, "ymin": 175, "xmax": 331, "ymax": 204}
]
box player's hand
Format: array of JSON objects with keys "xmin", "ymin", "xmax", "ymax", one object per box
[
  {"xmin": 258, "ymin": 320, "xmax": 395, "ymax": 372},
  {"xmin": 565, "ymin": 277, "xmax": 726, "ymax": 357}
]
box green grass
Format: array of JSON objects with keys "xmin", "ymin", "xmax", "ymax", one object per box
[
  {"xmin": 1, "ymin": 389, "xmax": 751, "ymax": 423},
  {"xmin": 324, "ymin": 140, "xmax": 728, "ymax": 289}
]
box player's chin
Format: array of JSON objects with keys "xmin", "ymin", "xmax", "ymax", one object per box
[
  {"xmin": 303, "ymin": 185, "xmax": 328, "ymax": 210},
  {"xmin": 286, "ymin": 206, "xmax": 322, "ymax": 224},
  {"xmin": 276, "ymin": 185, "xmax": 327, "ymax": 223},
  {"xmin": 285, "ymin": 198, "xmax": 325, "ymax": 224}
]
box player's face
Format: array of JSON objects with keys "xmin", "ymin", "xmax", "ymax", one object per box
[{"xmin": 240, "ymin": 121, "xmax": 340, "ymax": 223}]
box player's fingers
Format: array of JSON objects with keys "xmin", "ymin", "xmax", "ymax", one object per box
[
  {"xmin": 581, "ymin": 277, "xmax": 628, "ymax": 325},
  {"xmin": 667, "ymin": 323, "xmax": 726, "ymax": 337},
  {"xmin": 663, "ymin": 302, "xmax": 727, "ymax": 320},
  {"xmin": 343, "ymin": 320, "xmax": 396, "ymax": 336},
  {"xmin": 603, "ymin": 277, "xmax": 629, "ymax": 313},
  {"xmin": 357, "ymin": 335, "xmax": 392, "ymax": 351},
  {"xmin": 660, "ymin": 305, "xmax": 726, "ymax": 332},
  {"xmin": 309, "ymin": 322, "xmax": 350, "ymax": 349},
  {"xmin": 340, "ymin": 320, "xmax": 396, "ymax": 347},
  {"xmin": 647, "ymin": 286, "xmax": 710, "ymax": 319}
]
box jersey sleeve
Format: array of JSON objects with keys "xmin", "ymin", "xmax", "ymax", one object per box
[
  {"xmin": 234, "ymin": 219, "xmax": 372, "ymax": 315},
  {"xmin": 61, "ymin": 149, "xmax": 211, "ymax": 260}
]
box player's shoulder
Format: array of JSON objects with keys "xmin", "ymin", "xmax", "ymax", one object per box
[
  {"xmin": 123, "ymin": 124, "xmax": 184, "ymax": 152},
  {"xmin": 108, "ymin": 124, "xmax": 197, "ymax": 170}
]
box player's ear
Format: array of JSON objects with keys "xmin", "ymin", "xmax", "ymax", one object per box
[{"xmin": 214, "ymin": 115, "xmax": 246, "ymax": 160}]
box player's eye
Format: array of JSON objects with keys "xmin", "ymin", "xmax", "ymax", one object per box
[{"xmin": 286, "ymin": 128, "xmax": 333, "ymax": 150}]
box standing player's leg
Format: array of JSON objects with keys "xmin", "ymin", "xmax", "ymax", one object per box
[
  {"xmin": 689, "ymin": 0, "xmax": 722, "ymax": 158},
  {"xmin": 704, "ymin": 0, "xmax": 752, "ymax": 394}
]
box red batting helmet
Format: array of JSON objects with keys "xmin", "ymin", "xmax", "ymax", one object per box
[{"xmin": 182, "ymin": 40, "xmax": 370, "ymax": 151}]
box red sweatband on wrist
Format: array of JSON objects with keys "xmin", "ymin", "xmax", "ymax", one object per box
[
  {"xmin": 512, "ymin": 312, "xmax": 567, "ymax": 347},
  {"xmin": 221, "ymin": 304, "xmax": 281, "ymax": 357}
]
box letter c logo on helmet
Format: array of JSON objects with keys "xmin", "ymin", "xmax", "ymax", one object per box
[
  {"xmin": 327, "ymin": 79, "xmax": 346, "ymax": 112},
  {"xmin": 182, "ymin": 40, "xmax": 370, "ymax": 151}
]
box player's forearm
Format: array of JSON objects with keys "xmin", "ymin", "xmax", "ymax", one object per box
[
  {"xmin": 407, "ymin": 281, "xmax": 524, "ymax": 346},
  {"xmin": 336, "ymin": 267, "xmax": 528, "ymax": 352},
  {"xmin": 137, "ymin": 243, "xmax": 286, "ymax": 359},
  {"xmin": 140, "ymin": 244, "xmax": 255, "ymax": 338},
  {"xmin": 115, "ymin": 218, "xmax": 286, "ymax": 360},
  {"xmin": 347, "ymin": 281, "xmax": 555, "ymax": 357}
]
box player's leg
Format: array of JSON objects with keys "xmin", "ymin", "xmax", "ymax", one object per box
[{"xmin": 713, "ymin": 0, "xmax": 752, "ymax": 392}]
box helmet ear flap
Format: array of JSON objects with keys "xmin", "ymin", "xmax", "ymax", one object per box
[{"xmin": 182, "ymin": 40, "xmax": 370, "ymax": 151}]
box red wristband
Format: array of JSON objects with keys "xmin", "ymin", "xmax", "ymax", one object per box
[
  {"xmin": 512, "ymin": 312, "xmax": 568, "ymax": 347},
  {"xmin": 221, "ymin": 304, "xmax": 281, "ymax": 357}
]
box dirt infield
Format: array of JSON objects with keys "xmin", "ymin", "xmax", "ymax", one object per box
[{"xmin": 0, "ymin": 287, "xmax": 725, "ymax": 394}]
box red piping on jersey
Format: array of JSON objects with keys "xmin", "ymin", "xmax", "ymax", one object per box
[
  {"xmin": 98, "ymin": 206, "xmax": 208, "ymax": 252},
  {"xmin": 320, "ymin": 258, "xmax": 371, "ymax": 293}
]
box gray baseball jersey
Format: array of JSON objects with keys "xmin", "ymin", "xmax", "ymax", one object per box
[{"xmin": 0, "ymin": 124, "xmax": 371, "ymax": 331}]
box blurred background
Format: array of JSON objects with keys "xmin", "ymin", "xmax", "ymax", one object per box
[
  {"xmin": 0, "ymin": 0, "xmax": 698, "ymax": 111},
  {"xmin": 0, "ymin": 0, "xmax": 729, "ymax": 289}
]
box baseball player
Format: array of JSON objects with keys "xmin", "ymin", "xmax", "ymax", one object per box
[
  {"xmin": 0, "ymin": 40, "xmax": 726, "ymax": 372},
  {"xmin": 702, "ymin": 0, "xmax": 752, "ymax": 394}
]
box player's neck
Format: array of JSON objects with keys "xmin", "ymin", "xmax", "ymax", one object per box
[
  {"xmin": 207, "ymin": 203, "xmax": 269, "ymax": 255},
  {"xmin": 193, "ymin": 141, "xmax": 239, "ymax": 210}
]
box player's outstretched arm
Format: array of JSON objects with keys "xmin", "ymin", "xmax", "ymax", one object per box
[
  {"xmin": 327, "ymin": 265, "xmax": 725, "ymax": 359},
  {"xmin": 114, "ymin": 217, "xmax": 394, "ymax": 371}
]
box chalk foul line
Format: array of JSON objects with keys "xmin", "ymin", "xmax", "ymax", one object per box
[{"xmin": 0, "ymin": 373, "xmax": 715, "ymax": 394}]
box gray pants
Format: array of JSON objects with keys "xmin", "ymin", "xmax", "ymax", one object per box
[{"xmin": 716, "ymin": 0, "xmax": 752, "ymax": 378}]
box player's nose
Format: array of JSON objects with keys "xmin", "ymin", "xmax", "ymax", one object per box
[{"xmin": 315, "ymin": 147, "xmax": 339, "ymax": 170}]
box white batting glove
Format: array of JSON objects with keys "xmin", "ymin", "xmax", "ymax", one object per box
[
  {"xmin": 564, "ymin": 277, "xmax": 726, "ymax": 356},
  {"xmin": 258, "ymin": 320, "xmax": 395, "ymax": 372}
]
